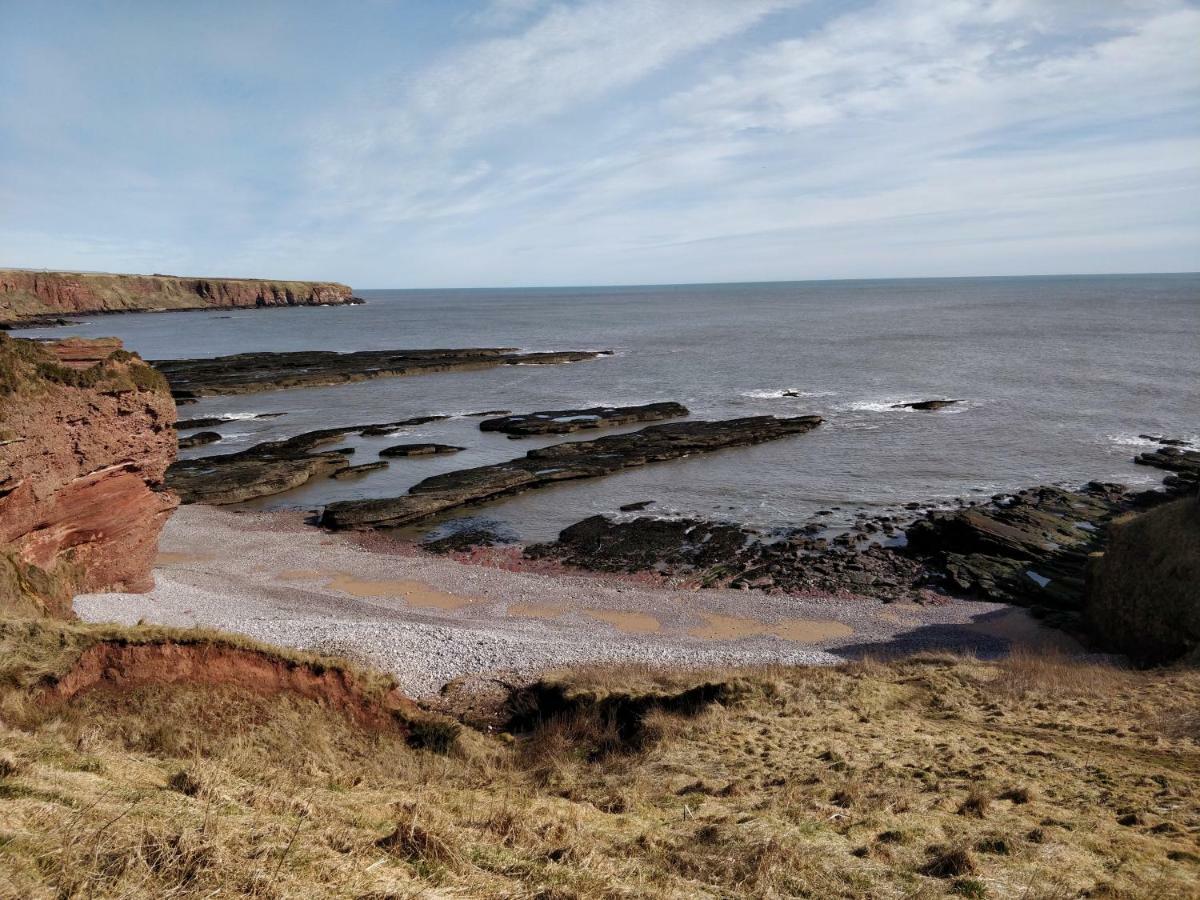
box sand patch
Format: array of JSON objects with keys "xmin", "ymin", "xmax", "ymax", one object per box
[
  {"xmin": 508, "ymin": 602, "xmax": 565, "ymax": 620},
  {"xmin": 325, "ymin": 575, "xmax": 474, "ymax": 611},
  {"xmin": 689, "ymin": 614, "xmax": 853, "ymax": 643},
  {"xmin": 584, "ymin": 609, "xmax": 662, "ymax": 634},
  {"xmin": 969, "ymin": 607, "xmax": 1083, "ymax": 653},
  {"xmin": 276, "ymin": 570, "xmax": 328, "ymax": 581},
  {"xmin": 155, "ymin": 551, "xmax": 215, "ymax": 565}
]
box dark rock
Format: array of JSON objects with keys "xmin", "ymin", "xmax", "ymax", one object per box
[
  {"xmin": 891, "ymin": 399, "xmax": 962, "ymax": 411},
  {"xmin": 175, "ymin": 416, "xmax": 230, "ymax": 430},
  {"xmin": 619, "ymin": 500, "xmax": 655, "ymax": 512},
  {"xmin": 1135, "ymin": 446, "xmax": 1200, "ymax": 488},
  {"xmin": 1138, "ymin": 434, "xmax": 1192, "ymax": 447},
  {"xmin": 321, "ymin": 415, "xmax": 823, "ymax": 529},
  {"xmin": 330, "ymin": 461, "xmax": 389, "ymax": 479},
  {"xmin": 421, "ymin": 519, "xmax": 518, "ymax": 554},
  {"xmin": 464, "ymin": 409, "xmax": 511, "ymax": 417},
  {"xmin": 902, "ymin": 483, "xmax": 1174, "ymax": 611},
  {"xmin": 529, "ymin": 515, "xmax": 752, "ymax": 573},
  {"xmin": 153, "ymin": 347, "xmax": 613, "ymax": 396},
  {"xmin": 479, "ymin": 401, "xmax": 688, "ymax": 436},
  {"xmin": 177, "ymin": 430, "xmax": 221, "ymax": 449},
  {"xmin": 379, "ymin": 443, "xmax": 464, "ymax": 457},
  {"xmin": 527, "ymin": 513, "xmax": 924, "ymax": 601}
]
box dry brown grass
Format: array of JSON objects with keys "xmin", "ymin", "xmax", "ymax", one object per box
[{"xmin": 0, "ymin": 623, "xmax": 1197, "ymax": 898}]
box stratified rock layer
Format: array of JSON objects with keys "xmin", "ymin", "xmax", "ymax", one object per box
[
  {"xmin": 480, "ymin": 402, "xmax": 688, "ymax": 436},
  {"xmin": 155, "ymin": 348, "xmax": 613, "ymax": 398},
  {"xmin": 321, "ymin": 416, "xmax": 823, "ymax": 529},
  {"xmin": 0, "ymin": 335, "xmax": 177, "ymax": 617},
  {"xmin": 0, "ymin": 270, "xmax": 356, "ymax": 322}
]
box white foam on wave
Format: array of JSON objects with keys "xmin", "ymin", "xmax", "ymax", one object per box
[
  {"xmin": 1108, "ymin": 433, "xmax": 1197, "ymax": 450},
  {"xmin": 837, "ymin": 397, "xmax": 977, "ymax": 414},
  {"xmin": 742, "ymin": 388, "xmax": 837, "ymax": 400}
]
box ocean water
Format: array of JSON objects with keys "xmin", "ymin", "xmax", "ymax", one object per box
[{"xmin": 18, "ymin": 274, "xmax": 1199, "ymax": 541}]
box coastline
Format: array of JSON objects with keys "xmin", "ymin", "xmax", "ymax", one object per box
[{"xmin": 74, "ymin": 504, "xmax": 1082, "ymax": 697}]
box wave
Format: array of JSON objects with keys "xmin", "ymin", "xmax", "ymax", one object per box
[
  {"xmin": 1107, "ymin": 432, "xmax": 1197, "ymax": 450},
  {"xmin": 742, "ymin": 388, "xmax": 837, "ymax": 400},
  {"xmin": 837, "ymin": 397, "xmax": 977, "ymax": 414}
]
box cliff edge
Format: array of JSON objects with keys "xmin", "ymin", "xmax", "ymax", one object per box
[
  {"xmin": 0, "ymin": 334, "xmax": 178, "ymax": 617},
  {"xmin": 0, "ymin": 269, "xmax": 357, "ymax": 322}
]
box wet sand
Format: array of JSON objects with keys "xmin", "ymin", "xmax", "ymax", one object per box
[{"xmin": 76, "ymin": 505, "xmax": 1081, "ymax": 696}]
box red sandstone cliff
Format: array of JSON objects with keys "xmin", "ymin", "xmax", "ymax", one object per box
[
  {"xmin": 0, "ymin": 270, "xmax": 357, "ymax": 322},
  {"xmin": 0, "ymin": 335, "xmax": 178, "ymax": 618}
]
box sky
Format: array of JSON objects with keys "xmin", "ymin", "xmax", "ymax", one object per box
[{"xmin": 1, "ymin": 0, "xmax": 1198, "ymax": 288}]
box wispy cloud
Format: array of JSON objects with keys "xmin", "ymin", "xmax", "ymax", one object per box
[{"xmin": 1, "ymin": 0, "xmax": 1197, "ymax": 283}]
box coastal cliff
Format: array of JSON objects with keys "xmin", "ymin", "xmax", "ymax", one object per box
[
  {"xmin": 0, "ymin": 335, "xmax": 178, "ymax": 617},
  {"xmin": 0, "ymin": 270, "xmax": 357, "ymax": 322}
]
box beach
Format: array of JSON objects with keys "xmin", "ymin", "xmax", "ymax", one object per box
[{"xmin": 74, "ymin": 504, "xmax": 1080, "ymax": 696}]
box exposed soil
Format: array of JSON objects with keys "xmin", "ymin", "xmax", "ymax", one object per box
[{"xmin": 44, "ymin": 639, "xmax": 417, "ymax": 731}]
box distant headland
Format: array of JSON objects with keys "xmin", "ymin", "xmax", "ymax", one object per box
[{"xmin": 0, "ymin": 269, "xmax": 360, "ymax": 324}]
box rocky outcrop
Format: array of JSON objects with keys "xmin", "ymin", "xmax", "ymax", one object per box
[
  {"xmin": 321, "ymin": 416, "xmax": 823, "ymax": 530},
  {"xmin": 526, "ymin": 514, "xmax": 925, "ymax": 600},
  {"xmin": 0, "ymin": 270, "xmax": 357, "ymax": 322},
  {"xmin": 1087, "ymin": 495, "xmax": 1200, "ymax": 664},
  {"xmin": 168, "ymin": 427, "xmax": 357, "ymax": 505},
  {"xmin": 155, "ymin": 348, "xmax": 613, "ymax": 398},
  {"xmin": 0, "ymin": 335, "xmax": 177, "ymax": 618},
  {"xmin": 479, "ymin": 402, "xmax": 688, "ymax": 436},
  {"xmin": 168, "ymin": 419, "xmax": 453, "ymax": 504},
  {"xmin": 902, "ymin": 483, "xmax": 1167, "ymax": 615},
  {"xmin": 1135, "ymin": 445, "xmax": 1200, "ymax": 491}
]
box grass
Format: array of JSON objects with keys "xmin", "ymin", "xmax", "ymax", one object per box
[
  {"xmin": 0, "ymin": 624, "xmax": 1197, "ymax": 898},
  {"xmin": 0, "ymin": 333, "xmax": 168, "ymax": 398}
]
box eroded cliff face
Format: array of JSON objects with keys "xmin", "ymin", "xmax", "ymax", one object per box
[
  {"xmin": 0, "ymin": 335, "xmax": 178, "ymax": 617},
  {"xmin": 0, "ymin": 270, "xmax": 356, "ymax": 322}
]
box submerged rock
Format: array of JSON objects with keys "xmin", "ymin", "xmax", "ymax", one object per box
[
  {"xmin": 479, "ymin": 402, "xmax": 688, "ymax": 436},
  {"xmin": 153, "ymin": 347, "xmax": 613, "ymax": 397},
  {"xmin": 379, "ymin": 443, "xmax": 464, "ymax": 457},
  {"xmin": 321, "ymin": 415, "xmax": 823, "ymax": 530},
  {"xmin": 360, "ymin": 416, "xmax": 448, "ymax": 437},
  {"xmin": 331, "ymin": 461, "xmax": 389, "ymax": 479}
]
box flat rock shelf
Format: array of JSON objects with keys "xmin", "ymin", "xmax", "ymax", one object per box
[
  {"xmin": 479, "ymin": 401, "xmax": 688, "ymax": 436},
  {"xmin": 154, "ymin": 347, "xmax": 613, "ymax": 398},
  {"xmin": 321, "ymin": 415, "xmax": 823, "ymax": 529}
]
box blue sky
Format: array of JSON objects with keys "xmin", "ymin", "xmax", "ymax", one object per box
[{"xmin": 1, "ymin": 0, "xmax": 1198, "ymax": 287}]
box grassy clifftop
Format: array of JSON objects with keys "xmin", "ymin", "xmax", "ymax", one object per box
[
  {"xmin": 0, "ymin": 269, "xmax": 355, "ymax": 322},
  {"xmin": 0, "ymin": 625, "xmax": 1195, "ymax": 898}
]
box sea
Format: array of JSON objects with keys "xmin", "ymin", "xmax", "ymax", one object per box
[{"xmin": 17, "ymin": 274, "xmax": 1199, "ymax": 542}]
